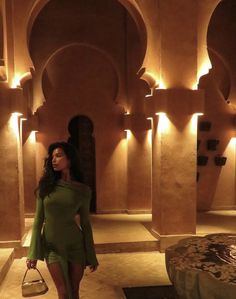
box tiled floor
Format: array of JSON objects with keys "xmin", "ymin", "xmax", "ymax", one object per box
[
  {"xmin": 0, "ymin": 210, "xmax": 236, "ymax": 299},
  {"xmin": 0, "ymin": 252, "xmax": 170, "ymax": 299}
]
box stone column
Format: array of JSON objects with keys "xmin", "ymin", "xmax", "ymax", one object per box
[
  {"xmin": 125, "ymin": 12, "xmax": 152, "ymax": 213},
  {"xmin": 124, "ymin": 113, "xmax": 152, "ymax": 213},
  {"xmin": 145, "ymin": 89, "xmax": 204, "ymax": 250},
  {"xmin": 22, "ymin": 115, "xmax": 38, "ymax": 215},
  {"xmin": 0, "ymin": 87, "xmax": 26, "ymax": 247}
]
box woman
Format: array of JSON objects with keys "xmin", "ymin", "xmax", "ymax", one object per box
[{"xmin": 26, "ymin": 141, "xmax": 98, "ymax": 299}]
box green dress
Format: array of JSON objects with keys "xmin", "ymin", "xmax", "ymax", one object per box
[{"xmin": 27, "ymin": 179, "xmax": 98, "ymax": 298}]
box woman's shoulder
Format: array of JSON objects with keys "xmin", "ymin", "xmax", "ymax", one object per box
[
  {"xmin": 72, "ymin": 181, "xmax": 90, "ymax": 191},
  {"xmin": 58, "ymin": 179, "xmax": 91, "ymax": 195}
]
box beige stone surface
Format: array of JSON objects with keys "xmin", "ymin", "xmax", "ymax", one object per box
[
  {"xmin": 23, "ymin": 214, "xmax": 156, "ymax": 247},
  {"xmin": 0, "ymin": 252, "xmax": 170, "ymax": 299}
]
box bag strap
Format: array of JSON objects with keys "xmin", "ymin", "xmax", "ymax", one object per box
[{"xmin": 22, "ymin": 268, "xmax": 45, "ymax": 285}]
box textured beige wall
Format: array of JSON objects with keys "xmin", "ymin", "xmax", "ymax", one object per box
[{"xmin": 0, "ymin": 88, "xmax": 25, "ymax": 242}]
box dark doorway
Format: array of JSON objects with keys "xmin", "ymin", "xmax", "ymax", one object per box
[{"xmin": 68, "ymin": 115, "xmax": 96, "ymax": 212}]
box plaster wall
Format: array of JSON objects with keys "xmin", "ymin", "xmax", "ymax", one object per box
[
  {"xmin": 197, "ymin": 0, "xmax": 236, "ymax": 210},
  {"xmin": 159, "ymin": 0, "xmax": 198, "ymax": 88},
  {"xmin": 197, "ymin": 77, "xmax": 235, "ymax": 210},
  {"xmin": 34, "ymin": 45, "xmax": 127, "ymax": 212},
  {"xmin": 0, "ymin": 89, "xmax": 24, "ymax": 241},
  {"xmin": 151, "ymin": 98, "xmax": 197, "ymax": 235},
  {"xmin": 22, "ymin": 130, "xmax": 37, "ymax": 214}
]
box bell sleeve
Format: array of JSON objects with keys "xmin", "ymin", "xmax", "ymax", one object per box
[
  {"xmin": 79, "ymin": 187, "xmax": 98, "ymax": 266},
  {"xmin": 27, "ymin": 196, "xmax": 45, "ymax": 260}
]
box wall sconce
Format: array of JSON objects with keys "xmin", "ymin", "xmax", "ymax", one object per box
[
  {"xmin": 197, "ymin": 155, "xmax": 208, "ymax": 166},
  {"xmin": 214, "ymin": 156, "xmax": 227, "ymax": 166},
  {"xmin": 123, "ymin": 113, "xmax": 151, "ymax": 131},
  {"xmin": 198, "ymin": 121, "xmax": 211, "ymax": 131},
  {"xmin": 145, "ymin": 89, "xmax": 204, "ymax": 117},
  {"xmin": 9, "ymin": 87, "xmax": 27, "ymax": 116},
  {"xmin": 207, "ymin": 139, "xmax": 219, "ymax": 151}
]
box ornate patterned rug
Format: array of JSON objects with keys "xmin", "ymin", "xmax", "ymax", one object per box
[{"xmin": 123, "ymin": 285, "xmax": 179, "ymax": 299}]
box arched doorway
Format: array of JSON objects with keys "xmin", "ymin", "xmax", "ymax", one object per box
[{"xmin": 68, "ymin": 115, "xmax": 96, "ymax": 213}]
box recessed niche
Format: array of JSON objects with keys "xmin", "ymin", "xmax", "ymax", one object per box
[
  {"xmin": 197, "ymin": 156, "xmax": 208, "ymax": 166},
  {"xmin": 207, "ymin": 139, "xmax": 219, "ymax": 151},
  {"xmin": 198, "ymin": 121, "xmax": 211, "ymax": 131},
  {"xmin": 214, "ymin": 156, "xmax": 227, "ymax": 166}
]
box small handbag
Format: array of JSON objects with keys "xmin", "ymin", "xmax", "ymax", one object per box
[{"xmin": 21, "ymin": 268, "xmax": 48, "ymax": 297}]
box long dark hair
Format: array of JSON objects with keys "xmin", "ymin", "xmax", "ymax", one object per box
[{"xmin": 37, "ymin": 141, "xmax": 83, "ymax": 198}]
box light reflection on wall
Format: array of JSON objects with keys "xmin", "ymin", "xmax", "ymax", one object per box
[
  {"xmin": 147, "ymin": 129, "xmax": 152, "ymax": 145},
  {"xmin": 190, "ymin": 113, "xmax": 203, "ymax": 134},
  {"xmin": 11, "ymin": 74, "xmax": 21, "ymax": 88},
  {"xmin": 125, "ymin": 129, "xmax": 132, "ymax": 140},
  {"xmin": 156, "ymin": 113, "xmax": 170, "ymax": 133},
  {"xmin": 29, "ymin": 131, "xmax": 37, "ymax": 143},
  {"xmin": 9, "ymin": 113, "xmax": 22, "ymax": 138}
]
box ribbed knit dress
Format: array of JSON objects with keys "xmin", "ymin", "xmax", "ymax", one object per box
[{"xmin": 27, "ymin": 179, "xmax": 98, "ymax": 299}]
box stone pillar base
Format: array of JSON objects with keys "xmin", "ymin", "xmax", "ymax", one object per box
[{"xmin": 151, "ymin": 229, "xmax": 194, "ymax": 252}]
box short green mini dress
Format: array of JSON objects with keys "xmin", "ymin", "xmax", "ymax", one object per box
[{"xmin": 27, "ymin": 180, "xmax": 98, "ymax": 298}]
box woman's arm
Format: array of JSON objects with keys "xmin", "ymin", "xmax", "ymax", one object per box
[
  {"xmin": 79, "ymin": 188, "xmax": 98, "ymax": 269},
  {"xmin": 27, "ymin": 196, "xmax": 45, "ymax": 265}
]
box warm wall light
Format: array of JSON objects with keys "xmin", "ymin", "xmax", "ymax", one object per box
[
  {"xmin": 191, "ymin": 113, "xmax": 203, "ymax": 134},
  {"xmin": 156, "ymin": 113, "xmax": 170, "ymax": 133},
  {"xmin": 11, "ymin": 72, "xmax": 32, "ymax": 88},
  {"xmin": 125, "ymin": 129, "xmax": 132, "ymax": 140},
  {"xmin": 9, "ymin": 87, "xmax": 27, "ymax": 116},
  {"xmin": 9, "ymin": 113, "xmax": 21, "ymax": 137},
  {"xmin": 123, "ymin": 113, "xmax": 151, "ymax": 131},
  {"xmin": 11, "ymin": 74, "xmax": 21, "ymax": 88},
  {"xmin": 197, "ymin": 59, "xmax": 212, "ymax": 84},
  {"xmin": 157, "ymin": 76, "xmax": 166, "ymax": 89},
  {"xmin": 231, "ymin": 137, "xmax": 236, "ymax": 145},
  {"xmin": 148, "ymin": 129, "xmax": 152, "ymax": 145},
  {"xmin": 29, "ymin": 131, "xmax": 38, "ymax": 143}
]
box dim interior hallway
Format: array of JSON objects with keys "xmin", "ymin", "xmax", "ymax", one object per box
[{"xmin": 0, "ymin": 211, "xmax": 236, "ymax": 299}]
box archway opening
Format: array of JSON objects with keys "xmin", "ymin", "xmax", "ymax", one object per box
[{"xmin": 68, "ymin": 115, "xmax": 96, "ymax": 213}]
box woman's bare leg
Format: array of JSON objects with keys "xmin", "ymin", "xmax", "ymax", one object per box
[
  {"xmin": 68, "ymin": 262, "xmax": 84, "ymax": 299},
  {"xmin": 47, "ymin": 262, "xmax": 67, "ymax": 299}
]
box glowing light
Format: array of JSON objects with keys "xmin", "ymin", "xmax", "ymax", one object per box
[
  {"xmin": 198, "ymin": 60, "xmax": 212, "ymax": 80},
  {"xmin": 190, "ymin": 113, "xmax": 201, "ymax": 134},
  {"xmin": 196, "ymin": 59, "xmax": 212, "ymax": 88},
  {"xmin": 125, "ymin": 129, "xmax": 132, "ymax": 140},
  {"xmin": 157, "ymin": 76, "xmax": 166, "ymax": 89},
  {"xmin": 192, "ymin": 83, "xmax": 198, "ymax": 90},
  {"xmin": 11, "ymin": 71, "xmax": 32, "ymax": 88},
  {"xmin": 11, "ymin": 74, "xmax": 21, "ymax": 88},
  {"xmin": 12, "ymin": 112, "xmax": 22, "ymax": 116},
  {"xmin": 29, "ymin": 131, "xmax": 37, "ymax": 143},
  {"xmin": 148, "ymin": 129, "xmax": 152, "ymax": 145},
  {"xmin": 9, "ymin": 113, "xmax": 21, "ymax": 137},
  {"xmin": 230, "ymin": 137, "xmax": 236, "ymax": 146},
  {"xmin": 157, "ymin": 113, "xmax": 170, "ymax": 133}
]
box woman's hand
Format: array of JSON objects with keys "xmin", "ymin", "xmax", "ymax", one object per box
[
  {"xmin": 89, "ymin": 265, "xmax": 98, "ymax": 272},
  {"xmin": 26, "ymin": 259, "xmax": 37, "ymax": 269}
]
